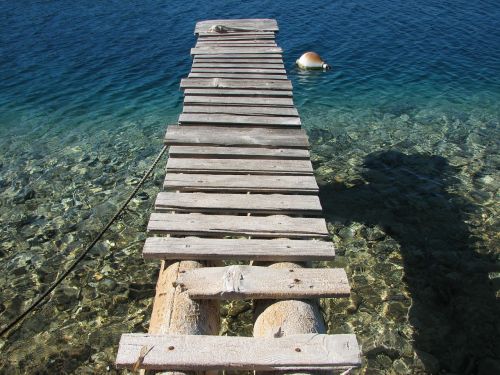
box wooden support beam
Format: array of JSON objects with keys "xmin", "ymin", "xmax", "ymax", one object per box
[
  {"xmin": 253, "ymin": 262, "xmax": 330, "ymax": 375},
  {"xmin": 182, "ymin": 105, "xmax": 299, "ymax": 117},
  {"xmin": 148, "ymin": 260, "xmax": 220, "ymax": 375},
  {"xmin": 178, "ymin": 113, "xmax": 301, "ymax": 127}
]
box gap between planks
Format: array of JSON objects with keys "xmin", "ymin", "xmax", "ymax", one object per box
[
  {"xmin": 182, "ymin": 105, "xmax": 298, "ymax": 116},
  {"xmin": 168, "ymin": 146, "xmax": 310, "ymax": 159}
]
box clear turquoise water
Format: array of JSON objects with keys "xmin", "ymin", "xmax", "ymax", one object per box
[{"xmin": 0, "ymin": 1, "xmax": 499, "ymax": 374}]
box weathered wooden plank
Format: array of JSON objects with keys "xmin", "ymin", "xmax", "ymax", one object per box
[
  {"xmin": 175, "ymin": 265, "xmax": 349, "ymax": 299},
  {"xmin": 188, "ymin": 72, "xmax": 288, "ymax": 80},
  {"xmin": 193, "ymin": 58, "xmax": 283, "ymax": 64},
  {"xmin": 183, "ymin": 105, "xmax": 299, "ymax": 117},
  {"xmin": 179, "ymin": 113, "xmax": 301, "ymax": 127},
  {"xmin": 191, "ymin": 68, "xmax": 286, "ymax": 74},
  {"xmin": 147, "ymin": 213, "xmax": 329, "ymax": 238},
  {"xmin": 198, "ymin": 32, "xmax": 276, "ymax": 38},
  {"xmin": 196, "ymin": 42, "xmax": 278, "ymax": 47},
  {"xmin": 163, "ymin": 173, "xmax": 318, "ymax": 194},
  {"xmin": 196, "ymin": 44, "xmax": 278, "ymax": 48},
  {"xmin": 155, "ymin": 192, "xmax": 321, "ymax": 214},
  {"xmin": 195, "ymin": 19, "xmax": 279, "ymax": 34},
  {"xmin": 116, "ymin": 333, "xmax": 361, "ymax": 371},
  {"xmin": 184, "ymin": 89, "xmax": 292, "ymax": 98},
  {"xmin": 184, "ymin": 95, "xmax": 294, "ymax": 105},
  {"xmin": 168, "ymin": 146, "xmax": 310, "ymax": 160},
  {"xmin": 180, "ymin": 78, "xmax": 292, "ymax": 90},
  {"xmin": 198, "ymin": 35, "xmax": 276, "ymax": 40},
  {"xmin": 192, "ymin": 63, "xmax": 285, "ymax": 69},
  {"xmin": 197, "ymin": 38, "xmax": 276, "ymax": 42},
  {"xmin": 191, "ymin": 47, "xmax": 282, "ymax": 55},
  {"xmin": 166, "ymin": 158, "xmax": 312, "ymax": 175},
  {"xmin": 192, "ymin": 54, "xmax": 283, "ymax": 59},
  {"xmin": 143, "ymin": 237, "xmax": 335, "ymax": 261},
  {"xmin": 164, "ymin": 126, "xmax": 309, "ymax": 148}
]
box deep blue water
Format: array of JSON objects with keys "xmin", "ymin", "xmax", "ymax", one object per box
[
  {"xmin": 1, "ymin": 1, "xmax": 499, "ymax": 374},
  {"xmin": 1, "ymin": 0, "xmax": 499, "ymax": 139}
]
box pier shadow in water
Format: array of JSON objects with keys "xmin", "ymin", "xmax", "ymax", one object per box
[{"xmin": 319, "ymin": 151, "xmax": 499, "ymax": 374}]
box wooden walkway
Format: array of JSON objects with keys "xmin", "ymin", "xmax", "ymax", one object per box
[{"xmin": 116, "ymin": 19, "xmax": 361, "ymax": 373}]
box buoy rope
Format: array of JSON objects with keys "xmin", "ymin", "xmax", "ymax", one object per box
[{"xmin": 0, "ymin": 145, "xmax": 168, "ymax": 337}]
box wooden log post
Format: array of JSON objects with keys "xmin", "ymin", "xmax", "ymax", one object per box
[
  {"xmin": 148, "ymin": 260, "xmax": 220, "ymax": 375},
  {"xmin": 253, "ymin": 262, "xmax": 327, "ymax": 375}
]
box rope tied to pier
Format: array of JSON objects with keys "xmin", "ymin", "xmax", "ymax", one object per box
[
  {"xmin": 0, "ymin": 145, "xmax": 168, "ymax": 338},
  {"xmin": 208, "ymin": 25, "xmax": 264, "ymax": 33}
]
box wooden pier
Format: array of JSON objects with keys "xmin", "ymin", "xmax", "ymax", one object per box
[{"xmin": 116, "ymin": 19, "xmax": 361, "ymax": 373}]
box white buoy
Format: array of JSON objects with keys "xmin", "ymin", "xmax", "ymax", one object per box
[{"xmin": 296, "ymin": 51, "xmax": 330, "ymax": 70}]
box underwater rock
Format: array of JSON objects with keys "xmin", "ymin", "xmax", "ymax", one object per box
[
  {"xmin": 346, "ymin": 293, "xmax": 361, "ymax": 314},
  {"xmin": 374, "ymin": 353, "xmax": 393, "ymax": 368},
  {"xmin": 227, "ymin": 300, "xmax": 251, "ymax": 317},
  {"xmin": 13, "ymin": 187, "xmax": 36, "ymax": 203},
  {"xmin": 360, "ymin": 226, "xmax": 386, "ymax": 241},
  {"xmin": 135, "ymin": 191, "xmax": 149, "ymax": 201},
  {"xmin": 338, "ymin": 226, "xmax": 355, "ymax": 240},
  {"xmin": 382, "ymin": 301, "xmax": 407, "ymax": 323},
  {"xmin": 99, "ymin": 278, "xmax": 117, "ymax": 292},
  {"xmin": 363, "ymin": 367, "xmax": 384, "ymax": 375},
  {"xmin": 128, "ymin": 282, "xmax": 155, "ymax": 300},
  {"xmin": 414, "ymin": 350, "xmax": 440, "ymax": 374},
  {"xmin": 393, "ymin": 358, "xmax": 412, "ymax": 374},
  {"xmin": 470, "ymin": 189, "xmax": 492, "ymax": 203},
  {"xmin": 53, "ymin": 285, "xmax": 79, "ymax": 310},
  {"xmin": 364, "ymin": 333, "xmax": 400, "ymax": 359},
  {"xmin": 477, "ymin": 357, "xmax": 500, "ymax": 375}
]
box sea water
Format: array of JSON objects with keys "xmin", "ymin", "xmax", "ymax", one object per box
[{"xmin": 0, "ymin": 1, "xmax": 499, "ymax": 373}]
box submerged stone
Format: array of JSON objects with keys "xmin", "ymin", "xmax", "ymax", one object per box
[
  {"xmin": 478, "ymin": 357, "xmax": 500, "ymax": 375},
  {"xmin": 414, "ymin": 350, "xmax": 440, "ymax": 374}
]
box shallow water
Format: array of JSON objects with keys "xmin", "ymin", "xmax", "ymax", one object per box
[{"xmin": 0, "ymin": 1, "xmax": 499, "ymax": 374}]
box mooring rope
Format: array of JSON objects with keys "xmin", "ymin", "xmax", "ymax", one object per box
[
  {"xmin": 207, "ymin": 25, "xmax": 265, "ymax": 33},
  {"xmin": 0, "ymin": 145, "xmax": 168, "ymax": 337}
]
